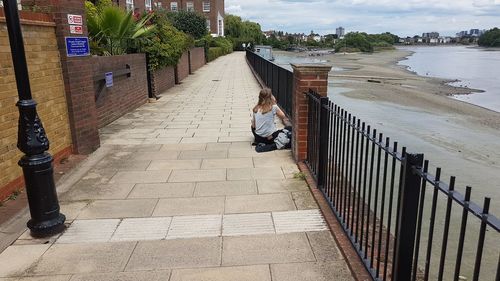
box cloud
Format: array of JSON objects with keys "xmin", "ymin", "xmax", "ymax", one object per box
[{"xmin": 225, "ymin": 0, "xmax": 500, "ymax": 36}]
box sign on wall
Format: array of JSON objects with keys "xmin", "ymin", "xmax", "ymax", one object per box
[
  {"xmin": 65, "ymin": 37, "xmax": 90, "ymax": 57},
  {"xmin": 69, "ymin": 25, "xmax": 83, "ymax": 35},
  {"xmin": 105, "ymin": 72, "xmax": 114, "ymax": 88},
  {"xmin": 67, "ymin": 14, "xmax": 83, "ymax": 25}
]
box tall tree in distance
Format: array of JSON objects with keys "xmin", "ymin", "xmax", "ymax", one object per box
[
  {"xmin": 478, "ymin": 28, "xmax": 500, "ymax": 47},
  {"xmin": 225, "ymin": 14, "xmax": 264, "ymax": 50}
]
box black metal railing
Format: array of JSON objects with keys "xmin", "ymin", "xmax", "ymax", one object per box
[
  {"xmin": 306, "ymin": 89, "xmax": 500, "ymax": 281},
  {"xmin": 246, "ymin": 49, "xmax": 294, "ymax": 118}
]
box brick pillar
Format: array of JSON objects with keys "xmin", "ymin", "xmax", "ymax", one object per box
[
  {"xmin": 51, "ymin": 0, "xmax": 100, "ymax": 154},
  {"xmin": 291, "ymin": 64, "xmax": 332, "ymax": 162}
]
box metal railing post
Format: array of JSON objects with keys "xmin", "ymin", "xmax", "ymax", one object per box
[
  {"xmin": 393, "ymin": 152, "xmax": 424, "ymax": 281},
  {"xmin": 317, "ymin": 96, "xmax": 329, "ymax": 189}
]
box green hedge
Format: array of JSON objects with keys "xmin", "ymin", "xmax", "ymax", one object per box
[{"xmin": 207, "ymin": 47, "xmax": 224, "ymax": 62}]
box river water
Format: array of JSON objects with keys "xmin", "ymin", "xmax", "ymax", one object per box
[
  {"xmin": 398, "ymin": 46, "xmax": 500, "ymax": 113},
  {"xmin": 274, "ymin": 50, "xmax": 500, "ymax": 280}
]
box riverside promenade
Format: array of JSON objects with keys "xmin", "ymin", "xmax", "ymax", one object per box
[{"xmin": 0, "ymin": 52, "xmax": 354, "ymax": 281}]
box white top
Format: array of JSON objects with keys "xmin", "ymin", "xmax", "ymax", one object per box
[{"xmin": 254, "ymin": 105, "xmax": 278, "ymax": 137}]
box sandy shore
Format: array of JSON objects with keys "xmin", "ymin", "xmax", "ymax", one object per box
[{"xmin": 276, "ymin": 49, "xmax": 500, "ymax": 130}]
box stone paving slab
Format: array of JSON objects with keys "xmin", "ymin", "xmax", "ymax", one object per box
[
  {"xmin": 77, "ymin": 199, "xmax": 157, "ymax": 219},
  {"xmin": 225, "ymin": 194, "xmax": 296, "ymax": 214},
  {"xmin": 69, "ymin": 271, "xmax": 171, "ymax": 281},
  {"xmin": 153, "ymin": 197, "xmax": 225, "ymax": 216},
  {"xmin": 0, "ymin": 245, "xmax": 50, "ymax": 277},
  {"xmin": 168, "ymin": 169, "xmax": 226, "ymax": 182},
  {"xmin": 170, "ymin": 265, "xmax": 271, "ymax": 281},
  {"xmin": 29, "ymin": 242, "xmax": 136, "ymax": 275},
  {"xmin": 222, "ymin": 233, "xmax": 316, "ymax": 266},
  {"xmin": 227, "ymin": 167, "xmax": 284, "ymax": 180},
  {"xmin": 147, "ymin": 159, "xmax": 202, "ymax": 170},
  {"xmin": 125, "ymin": 238, "xmax": 221, "ymax": 271},
  {"xmin": 128, "ymin": 183, "xmax": 195, "ymax": 199},
  {"xmin": 111, "ymin": 217, "xmax": 172, "ymax": 242},
  {"xmin": 0, "ymin": 276, "xmax": 71, "ymax": 281},
  {"xmin": 201, "ymin": 158, "xmax": 254, "ymax": 169},
  {"xmin": 271, "ymin": 261, "xmax": 353, "ymax": 281},
  {"xmin": 194, "ymin": 181, "xmax": 257, "ymax": 197}
]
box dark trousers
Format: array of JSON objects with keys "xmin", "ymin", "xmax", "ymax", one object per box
[
  {"xmin": 251, "ymin": 127, "xmax": 280, "ymax": 144},
  {"xmin": 251, "ymin": 126, "xmax": 292, "ymax": 144}
]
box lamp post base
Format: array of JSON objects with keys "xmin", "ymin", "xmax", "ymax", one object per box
[
  {"xmin": 27, "ymin": 214, "xmax": 66, "ymax": 238},
  {"xmin": 20, "ymin": 152, "xmax": 66, "ymax": 238}
]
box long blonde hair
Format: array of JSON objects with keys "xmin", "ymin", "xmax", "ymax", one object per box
[{"xmin": 253, "ymin": 88, "xmax": 274, "ymax": 114}]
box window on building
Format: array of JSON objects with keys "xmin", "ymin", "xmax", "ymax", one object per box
[
  {"xmin": 218, "ymin": 20, "xmax": 223, "ymax": 36},
  {"xmin": 145, "ymin": 0, "xmax": 152, "ymax": 11},
  {"xmin": 203, "ymin": 1, "xmax": 210, "ymax": 12},
  {"xmin": 155, "ymin": 2, "xmax": 162, "ymax": 9},
  {"xmin": 170, "ymin": 2, "xmax": 178, "ymax": 11},
  {"xmin": 126, "ymin": 0, "xmax": 134, "ymax": 11},
  {"xmin": 186, "ymin": 1, "xmax": 194, "ymax": 11},
  {"xmin": 206, "ymin": 20, "xmax": 211, "ymax": 31}
]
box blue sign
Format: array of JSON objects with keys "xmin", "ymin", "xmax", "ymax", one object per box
[
  {"xmin": 105, "ymin": 72, "xmax": 113, "ymax": 88},
  {"xmin": 65, "ymin": 37, "xmax": 90, "ymax": 57}
]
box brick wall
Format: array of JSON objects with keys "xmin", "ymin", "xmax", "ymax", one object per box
[
  {"xmin": 189, "ymin": 47, "xmax": 205, "ymax": 73},
  {"xmin": 51, "ymin": 1, "xmax": 101, "ymax": 155},
  {"xmin": 92, "ymin": 54, "xmax": 149, "ymax": 128},
  {"xmin": 0, "ymin": 20, "xmax": 73, "ymax": 199},
  {"xmin": 151, "ymin": 66, "xmax": 175, "ymax": 96},
  {"xmin": 291, "ymin": 64, "xmax": 331, "ymax": 162},
  {"xmin": 176, "ymin": 51, "xmax": 189, "ymax": 83}
]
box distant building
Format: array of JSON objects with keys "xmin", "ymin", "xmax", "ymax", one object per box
[
  {"xmin": 336, "ymin": 27, "xmax": 345, "ymax": 39},
  {"xmin": 422, "ymin": 32, "xmax": 439, "ymax": 39},
  {"xmin": 135, "ymin": 0, "xmax": 226, "ymax": 36},
  {"xmin": 456, "ymin": 30, "xmax": 468, "ymax": 37},
  {"xmin": 469, "ymin": 29, "xmax": 486, "ymax": 37}
]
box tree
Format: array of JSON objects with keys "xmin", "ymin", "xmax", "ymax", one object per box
[
  {"xmin": 224, "ymin": 14, "xmax": 264, "ymax": 50},
  {"xmin": 478, "ymin": 28, "xmax": 500, "ymax": 47},
  {"xmin": 166, "ymin": 10, "xmax": 208, "ymax": 39}
]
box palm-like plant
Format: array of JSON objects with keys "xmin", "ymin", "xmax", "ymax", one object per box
[{"xmin": 86, "ymin": 5, "xmax": 155, "ymax": 55}]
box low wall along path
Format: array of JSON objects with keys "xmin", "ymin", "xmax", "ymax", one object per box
[{"xmin": 0, "ymin": 52, "xmax": 355, "ymax": 281}]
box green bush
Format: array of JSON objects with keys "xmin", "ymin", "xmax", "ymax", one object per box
[
  {"xmin": 211, "ymin": 37, "xmax": 233, "ymax": 54},
  {"xmin": 134, "ymin": 11, "xmax": 191, "ymax": 70},
  {"xmin": 165, "ymin": 10, "xmax": 208, "ymax": 39},
  {"xmin": 207, "ymin": 46, "xmax": 232, "ymax": 62}
]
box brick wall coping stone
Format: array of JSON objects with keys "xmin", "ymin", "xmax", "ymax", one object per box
[
  {"xmin": 0, "ymin": 10, "xmax": 55, "ymax": 26},
  {"xmin": 291, "ymin": 63, "xmax": 332, "ymax": 73}
]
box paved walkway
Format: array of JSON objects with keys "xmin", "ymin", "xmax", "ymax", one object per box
[{"xmin": 0, "ymin": 52, "xmax": 354, "ymax": 281}]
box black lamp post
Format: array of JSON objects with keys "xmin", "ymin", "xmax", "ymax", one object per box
[{"xmin": 2, "ymin": 0, "xmax": 65, "ymax": 237}]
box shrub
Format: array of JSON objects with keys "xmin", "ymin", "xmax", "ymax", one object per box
[
  {"xmin": 165, "ymin": 10, "xmax": 208, "ymax": 39},
  {"xmin": 134, "ymin": 12, "xmax": 191, "ymax": 70}
]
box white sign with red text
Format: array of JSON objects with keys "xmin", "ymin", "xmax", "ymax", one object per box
[
  {"xmin": 67, "ymin": 14, "xmax": 83, "ymax": 25},
  {"xmin": 70, "ymin": 25, "xmax": 83, "ymax": 35}
]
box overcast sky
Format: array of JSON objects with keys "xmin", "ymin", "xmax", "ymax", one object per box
[{"xmin": 225, "ymin": 0, "xmax": 500, "ymax": 37}]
